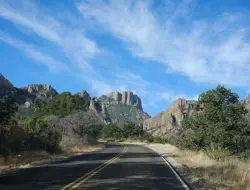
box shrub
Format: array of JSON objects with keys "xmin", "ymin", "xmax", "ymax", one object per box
[
  {"xmin": 23, "ymin": 117, "xmax": 61, "ymax": 153},
  {"xmin": 38, "ymin": 92, "xmax": 88, "ymax": 118},
  {"xmin": 177, "ymin": 85, "xmax": 250, "ymax": 154},
  {"xmin": 142, "ymin": 132, "xmax": 154, "ymax": 143},
  {"xmin": 0, "ymin": 99, "xmax": 21, "ymax": 156},
  {"xmin": 101, "ymin": 124, "xmax": 123, "ymax": 139},
  {"xmin": 154, "ymin": 136, "xmax": 167, "ymax": 144},
  {"xmin": 101, "ymin": 123, "xmax": 144, "ymax": 140}
]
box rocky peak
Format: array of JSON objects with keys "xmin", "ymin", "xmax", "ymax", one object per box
[
  {"xmin": 107, "ymin": 91, "xmax": 122, "ymax": 101},
  {"xmin": 106, "ymin": 91, "xmax": 143, "ymax": 110},
  {"xmin": 143, "ymin": 98, "xmax": 196, "ymax": 136},
  {"xmin": 0, "ymin": 73, "xmax": 13, "ymax": 88},
  {"xmin": 77, "ymin": 90, "xmax": 90, "ymax": 98},
  {"xmin": 77, "ymin": 90, "xmax": 91, "ymax": 102},
  {"xmin": 23, "ymin": 84, "xmax": 58, "ymax": 99}
]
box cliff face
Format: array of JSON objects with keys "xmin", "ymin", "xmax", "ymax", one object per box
[
  {"xmin": 106, "ymin": 91, "xmax": 143, "ymax": 111},
  {"xmin": 0, "ymin": 74, "xmax": 59, "ymax": 119},
  {"xmin": 89, "ymin": 91, "xmax": 150, "ymax": 125},
  {"xmin": 23, "ymin": 84, "xmax": 58, "ymax": 99},
  {"xmin": 21, "ymin": 84, "xmax": 58, "ymax": 108},
  {"xmin": 143, "ymin": 98, "xmax": 196, "ymax": 136}
]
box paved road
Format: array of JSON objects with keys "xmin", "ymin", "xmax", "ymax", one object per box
[{"xmin": 0, "ymin": 144, "xmax": 188, "ymax": 190}]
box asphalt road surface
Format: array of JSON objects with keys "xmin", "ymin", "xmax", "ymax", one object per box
[{"xmin": 0, "ymin": 144, "xmax": 189, "ymax": 190}]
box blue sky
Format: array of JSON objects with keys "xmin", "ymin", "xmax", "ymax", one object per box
[{"xmin": 1, "ymin": 0, "xmax": 250, "ymax": 116}]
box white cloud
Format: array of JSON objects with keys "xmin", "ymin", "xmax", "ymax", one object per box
[
  {"xmin": 76, "ymin": 0, "xmax": 250, "ymax": 87},
  {"xmin": 0, "ymin": 0, "xmax": 202, "ymax": 114},
  {"xmin": 0, "ymin": 0, "xmax": 100, "ymax": 70},
  {"xmin": 0, "ymin": 31, "xmax": 69, "ymax": 73},
  {"xmin": 0, "ymin": 1, "xmax": 60, "ymax": 43}
]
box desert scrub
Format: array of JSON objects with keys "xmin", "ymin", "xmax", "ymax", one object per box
[{"xmin": 161, "ymin": 144, "xmax": 250, "ymax": 190}]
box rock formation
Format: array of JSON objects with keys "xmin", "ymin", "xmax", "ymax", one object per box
[
  {"xmin": 23, "ymin": 84, "xmax": 58, "ymax": 99},
  {"xmin": 89, "ymin": 91, "xmax": 149, "ymax": 125},
  {"xmin": 0, "ymin": 73, "xmax": 150, "ymax": 125},
  {"xmin": 143, "ymin": 98, "xmax": 196, "ymax": 136},
  {"xmin": 106, "ymin": 91, "xmax": 143, "ymax": 110},
  {"xmin": 18, "ymin": 84, "xmax": 58, "ymax": 112}
]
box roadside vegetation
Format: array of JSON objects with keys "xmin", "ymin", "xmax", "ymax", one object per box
[
  {"xmin": 150, "ymin": 143, "xmax": 250, "ymax": 190},
  {"xmin": 100, "ymin": 123, "xmax": 154, "ymax": 143},
  {"xmin": 0, "ymin": 98, "xmax": 61, "ymax": 157},
  {"xmin": 103, "ymin": 86, "xmax": 250, "ymax": 189},
  {"xmin": 171, "ymin": 85, "xmax": 250, "ymax": 159},
  {"xmin": 0, "ymin": 93, "xmax": 98, "ymax": 171},
  {"xmin": 146, "ymin": 86, "xmax": 250, "ymax": 189}
]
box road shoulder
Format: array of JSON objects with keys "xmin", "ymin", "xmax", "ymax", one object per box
[
  {"xmin": 0, "ymin": 144, "xmax": 104, "ymax": 175},
  {"xmin": 145, "ymin": 143, "xmax": 191, "ymax": 190}
]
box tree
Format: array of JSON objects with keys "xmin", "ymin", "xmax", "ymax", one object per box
[
  {"xmin": 38, "ymin": 92, "xmax": 88, "ymax": 118},
  {"xmin": 179, "ymin": 85, "xmax": 250, "ymax": 154},
  {"xmin": 0, "ymin": 99, "xmax": 20, "ymax": 155},
  {"xmin": 0, "ymin": 98, "xmax": 17, "ymax": 124},
  {"xmin": 101, "ymin": 124, "xmax": 123, "ymax": 139},
  {"xmin": 24, "ymin": 117, "xmax": 61, "ymax": 153}
]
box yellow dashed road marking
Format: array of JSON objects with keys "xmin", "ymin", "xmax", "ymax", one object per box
[{"xmin": 61, "ymin": 146, "xmax": 128, "ymax": 190}]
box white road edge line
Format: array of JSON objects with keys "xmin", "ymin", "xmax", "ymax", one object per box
[{"xmin": 161, "ymin": 156, "xmax": 190, "ymax": 190}]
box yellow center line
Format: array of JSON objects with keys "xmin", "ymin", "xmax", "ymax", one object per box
[{"xmin": 60, "ymin": 146, "xmax": 128, "ymax": 190}]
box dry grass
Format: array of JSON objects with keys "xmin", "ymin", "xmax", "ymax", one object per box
[
  {"xmin": 158, "ymin": 144, "xmax": 250, "ymax": 190},
  {"xmin": 67, "ymin": 144, "xmax": 102, "ymax": 153},
  {"xmin": 0, "ymin": 150, "xmax": 55, "ymax": 174}
]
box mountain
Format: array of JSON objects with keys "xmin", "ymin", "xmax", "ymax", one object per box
[
  {"xmin": 89, "ymin": 91, "xmax": 150, "ymax": 125},
  {"xmin": 0, "ymin": 74, "xmax": 58, "ymax": 109},
  {"xmin": 0, "ymin": 74, "xmax": 149, "ymax": 125},
  {"xmin": 143, "ymin": 98, "xmax": 196, "ymax": 136},
  {"xmin": 105, "ymin": 91, "xmax": 143, "ymax": 110},
  {"xmin": 0, "ymin": 73, "xmax": 13, "ymax": 88},
  {"xmin": 0, "ymin": 74, "xmax": 150, "ymax": 146},
  {"xmin": 145, "ymin": 94, "xmax": 250, "ymax": 137}
]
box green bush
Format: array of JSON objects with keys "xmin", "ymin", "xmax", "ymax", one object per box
[
  {"xmin": 101, "ymin": 124, "xmax": 123, "ymax": 139},
  {"xmin": 38, "ymin": 92, "xmax": 88, "ymax": 118},
  {"xmin": 154, "ymin": 136, "xmax": 167, "ymax": 144},
  {"xmin": 23, "ymin": 117, "xmax": 61, "ymax": 153},
  {"xmin": 142, "ymin": 132, "xmax": 154, "ymax": 143},
  {"xmin": 0, "ymin": 98, "xmax": 17, "ymax": 124},
  {"xmin": 177, "ymin": 85, "xmax": 250, "ymax": 154},
  {"xmin": 101, "ymin": 123, "xmax": 144, "ymax": 140},
  {"xmin": 0, "ymin": 99, "xmax": 21, "ymax": 156}
]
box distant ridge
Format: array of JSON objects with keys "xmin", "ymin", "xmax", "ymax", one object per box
[{"xmin": 0, "ymin": 73, "xmax": 13, "ymax": 88}]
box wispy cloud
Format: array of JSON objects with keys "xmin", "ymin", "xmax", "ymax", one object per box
[
  {"xmin": 0, "ymin": 31, "xmax": 69, "ymax": 73},
  {"xmin": 77, "ymin": 0, "xmax": 250, "ymax": 86},
  {"xmin": 0, "ymin": 0, "xmax": 206, "ymax": 114},
  {"xmin": 0, "ymin": 0, "xmax": 100, "ymax": 70},
  {"xmin": 0, "ymin": 0, "xmax": 60, "ymax": 43}
]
